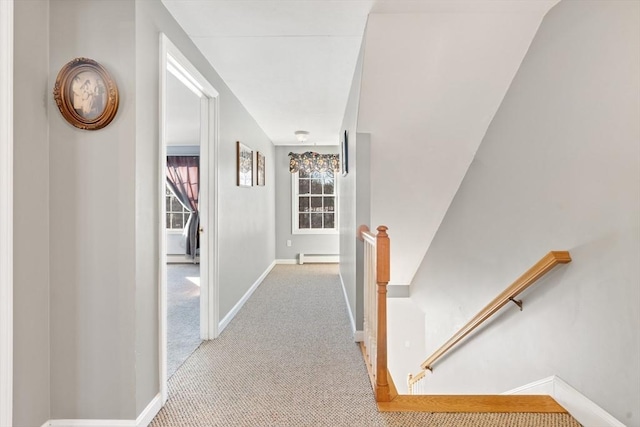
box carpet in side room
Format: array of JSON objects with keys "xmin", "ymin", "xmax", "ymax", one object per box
[{"xmin": 167, "ymin": 263, "xmax": 202, "ymax": 378}]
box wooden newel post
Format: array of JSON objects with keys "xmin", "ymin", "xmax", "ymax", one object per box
[{"xmin": 375, "ymin": 226, "xmax": 396, "ymax": 402}]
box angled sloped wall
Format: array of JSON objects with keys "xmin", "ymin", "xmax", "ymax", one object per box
[
  {"xmin": 410, "ymin": 1, "xmax": 639, "ymax": 425},
  {"xmin": 356, "ymin": 7, "xmax": 552, "ymax": 287}
]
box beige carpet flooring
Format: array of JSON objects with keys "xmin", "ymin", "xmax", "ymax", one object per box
[
  {"xmin": 150, "ymin": 264, "xmax": 580, "ymax": 427},
  {"xmin": 167, "ymin": 263, "xmax": 202, "ymax": 379}
]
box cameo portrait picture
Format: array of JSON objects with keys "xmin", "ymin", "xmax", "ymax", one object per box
[
  {"xmin": 69, "ymin": 70, "xmax": 107, "ymax": 120},
  {"xmin": 53, "ymin": 58, "xmax": 119, "ymax": 130}
]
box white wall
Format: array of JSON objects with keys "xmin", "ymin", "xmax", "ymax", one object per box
[
  {"xmin": 49, "ymin": 0, "xmax": 137, "ymax": 419},
  {"xmin": 357, "ymin": 10, "xmax": 550, "ymax": 287},
  {"xmin": 339, "ymin": 41, "xmax": 366, "ymax": 333},
  {"xmin": 13, "ymin": 1, "xmax": 50, "ymax": 425},
  {"xmin": 11, "ymin": 0, "xmax": 277, "ymax": 421},
  {"xmin": 215, "ymin": 96, "xmax": 275, "ymax": 323},
  {"xmin": 275, "ymin": 145, "xmax": 339, "ymax": 261},
  {"xmin": 136, "ymin": 0, "xmax": 276, "ymax": 414},
  {"xmin": 166, "ymin": 231, "xmax": 186, "ymax": 255},
  {"xmin": 387, "ymin": 298, "xmax": 425, "ymax": 394},
  {"xmin": 165, "ymin": 71, "xmax": 200, "ymax": 146},
  {"xmin": 410, "ymin": 1, "xmax": 639, "ymax": 425}
]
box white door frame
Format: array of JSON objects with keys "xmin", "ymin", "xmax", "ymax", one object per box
[
  {"xmin": 0, "ymin": 0, "xmax": 13, "ymax": 425},
  {"xmin": 159, "ymin": 34, "xmax": 220, "ymax": 403}
]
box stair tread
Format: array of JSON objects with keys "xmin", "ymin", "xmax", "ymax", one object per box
[{"xmin": 377, "ymin": 394, "xmax": 567, "ymax": 413}]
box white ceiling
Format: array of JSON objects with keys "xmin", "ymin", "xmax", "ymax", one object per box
[
  {"xmin": 161, "ymin": 0, "xmax": 559, "ymax": 146},
  {"xmin": 166, "ymin": 71, "xmax": 201, "ymax": 147}
]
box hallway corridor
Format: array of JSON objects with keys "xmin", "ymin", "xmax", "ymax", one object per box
[{"xmin": 150, "ymin": 264, "xmax": 579, "ymax": 427}]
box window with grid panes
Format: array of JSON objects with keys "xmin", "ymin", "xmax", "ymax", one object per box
[
  {"xmin": 292, "ymin": 169, "xmax": 337, "ymax": 234},
  {"xmin": 166, "ymin": 186, "xmax": 190, "ymax": 230}
]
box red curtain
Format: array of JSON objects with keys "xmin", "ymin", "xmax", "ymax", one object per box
[{"xmin": 166, "ymin": 156, "xmax": 199, "ymax": 260}]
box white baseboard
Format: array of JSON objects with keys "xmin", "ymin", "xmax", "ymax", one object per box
[
  {"xmin": 339, "ymin": 273, "xmax": 361, "ymax": 342},
  {"xmin": 218, "ymin": 261, "xmax": 276, "ymax": 334},
  {"xmin": 166, "ymin": 254, "xmax": 199, "ymax": 264},
  {"xmin": 44, "ymin": 392, "xmax": 162, "ymax": 427},
  {"xmin": 48, "ymin": 420, "xmax": 133, "ymax": 427},
  {"xmin": 275, "ymin": 259, "xmax": 297, "ymax": 265},
  {"xmin": 298, "ymin": 253, "xmax": 339, "ymax": 264},
  {"xmin": 503, "ymin": 375, "xmax": 625, "ymax": 427},
  {"xmin": 503, "ymin": 375, "xmax": 555, "ymax": 395},
  {"xmin": 136, "ymin": 392, "xmax": 162, "ymax": 427}
]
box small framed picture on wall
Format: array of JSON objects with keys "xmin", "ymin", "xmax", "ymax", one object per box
[
  {"xmin": 52, "ymin": 57, "xmax": 119, "ymax": 130},
  {"xmin": 341, "ymin": 130, "xmax": 349, "ymax": 176},
  {"xmin": 237, "ymin": 141, "xmax": 253, "ymax": 187},
  {"xmin": 257, "ymin": 151, "xmax": 265, "ymax": 186}
]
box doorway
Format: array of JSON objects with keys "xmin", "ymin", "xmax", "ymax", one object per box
[
  {"xmin": 160, "ymin": 34, "xmax": 219, "ymax": 403},
  {"xmin": 165, "ymin": 120, "xmax": 201, "ymax": 378}
]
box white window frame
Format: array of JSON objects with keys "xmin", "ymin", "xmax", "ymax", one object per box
[
  {"xmin": 165, "ymin": 185, "xmax": 191, "ymax": 232},
  {"xmin": 291, "ymin": 170, "xmax": 338, "ymax": 235}
]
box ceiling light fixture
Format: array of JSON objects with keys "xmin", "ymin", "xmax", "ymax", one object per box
[{"xmin": 294, "ymin": 130, "xmax": 310, "ymax": 143}]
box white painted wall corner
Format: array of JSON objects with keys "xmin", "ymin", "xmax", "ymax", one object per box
[
  {"xmin": 41, "ymin": 392, "xmax": 162, "ymax": 427},
  {"xmin": 503, "ymin": 375, "xmax": 625, "ymax": 427},
  {"xmin": 218, "ymin": 261, "xmax": 276, "ymax": 333},
  {"xmin": 135, "ymin": 392, "xmax": 162, "ymax": 427},
  {"xmin": 339, "ymin": 273, "xmax": 362, "ymax": 342}
]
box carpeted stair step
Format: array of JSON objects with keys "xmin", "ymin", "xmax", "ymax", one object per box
[{"xmin": 377, "ymin": 394, "xmax": 567, "ymax": 413}]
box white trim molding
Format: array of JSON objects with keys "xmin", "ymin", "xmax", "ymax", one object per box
[
  {"xmin": 135, "ymin": 393, "xmax": 162, "ymax": 427},
  {"xmin": 159, "ymin": 33, "xmax": 220, "ymax": 404},
  {"xmin": 218, "ymin": 261, "xmax": 276, "ymax": 334},
  {"xmin": 47, "ymin": 420, "xmax": 133, "ymax": 427},
  {"xmin": 290, "ymin": 171, "xmax": 339, "ymax": 235},
  {"xmin": 275, "ymin": 259, "xmax": 298, "ymax": 265},
  {"xmin": 42, "ymin": 393, "xmax": 162, "ymax": 427},
  {"xmin": 298, "ymin": 253, "xmax": 339, "ymax": 264},
  {"xmin": 339, "ymin": 273, "xmax": 362, "ymax": 342},
  {"xmin": 503, "ymin": 375, "xmax": 625, "ymax": 427},
  {"xmin": 0, "ymin": 1, "xmax": 13, "ymax": 426}
]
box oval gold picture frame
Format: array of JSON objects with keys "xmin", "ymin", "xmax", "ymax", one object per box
[{"xmin": 53, "ymin": 57, "xmax": 119, "ymax": 130}]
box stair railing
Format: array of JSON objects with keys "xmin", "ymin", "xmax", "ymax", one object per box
[
  {"xmin": 408, "ymin": 251, "xmax": 572, "ymax": 393},
  {"xmin": 359, "ymin": 225, "xmax": 397, "ymax": 402}
]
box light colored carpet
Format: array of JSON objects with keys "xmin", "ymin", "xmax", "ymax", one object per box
[
  {"xmin": 151, "ymin": 264, "xmax": 580, "ymax": 427},
  {"xmin": 167, "ymin": 263, "xmax": 202, "ymax": 379}
]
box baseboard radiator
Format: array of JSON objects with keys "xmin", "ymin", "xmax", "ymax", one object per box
[{"xmin": 298, "ymin": 253, "xmax": 339, "ymax": 264}]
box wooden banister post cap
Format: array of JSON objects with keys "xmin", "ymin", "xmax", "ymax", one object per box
[
  {"xmin": 357, "ymin": 224, "xmax": 370, "ymax": 241},
  {"xmin": 377, "ymin": 225, "xmax": 388, "ymax": 237}
]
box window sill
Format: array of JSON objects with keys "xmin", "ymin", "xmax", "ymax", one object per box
[
  {"xmin": 166, "ymin": 229, "xmax": 185, "ymax": 234},
  {"xmin": 292, "ymin": 229, "xmax": 339, "ymax": 235}
]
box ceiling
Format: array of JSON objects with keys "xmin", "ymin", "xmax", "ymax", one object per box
[
  {"xmin": 161, "ymin": 0, "xmax": 558, "ymax": 146},
  {"xmin": 166, "ymin": 71, "xmax": 201, "ymax": 147}
]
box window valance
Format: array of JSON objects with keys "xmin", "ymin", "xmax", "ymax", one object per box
[{"xmin": 288, "ymin": 152, "xmax": 340, "ymax": 174}]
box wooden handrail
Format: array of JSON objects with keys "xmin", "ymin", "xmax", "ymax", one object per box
[{"xmin": 418, "ymin": 251, "xmax": 571, "ymax": 372}]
